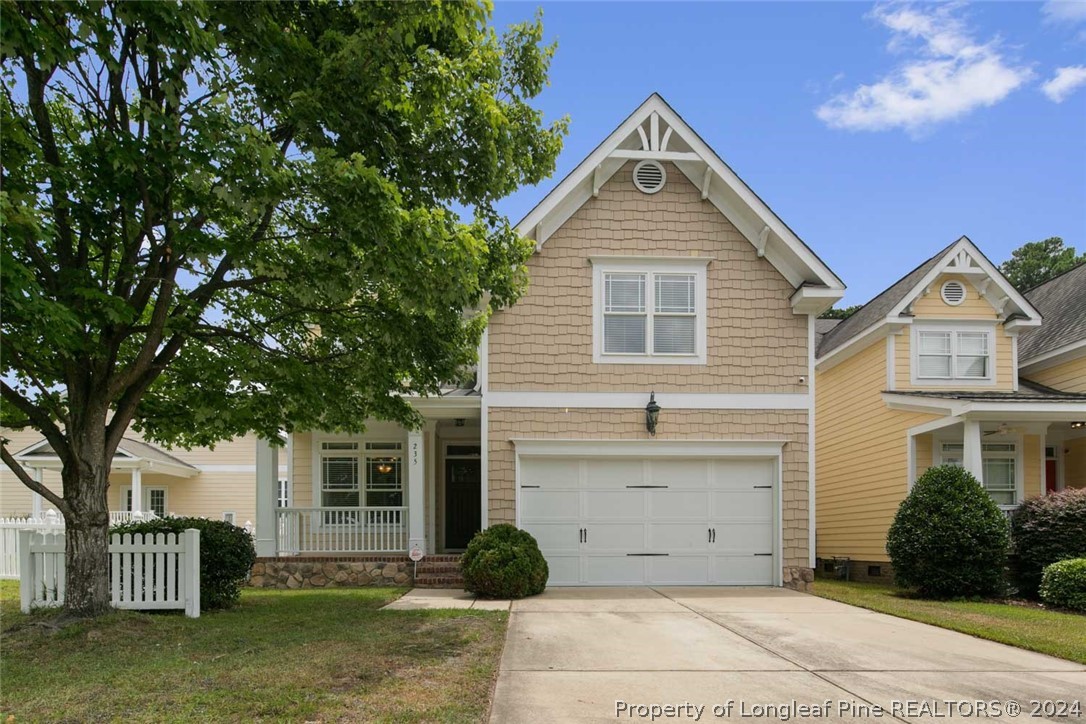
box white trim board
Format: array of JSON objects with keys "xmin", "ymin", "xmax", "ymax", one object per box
[
  {"xmin": 486, "ymin": 391, "xmax": 810, "ymax": 410},
  {"xmin": 510, "ymin": 439, "xmax": 786, "ymax": 457}
]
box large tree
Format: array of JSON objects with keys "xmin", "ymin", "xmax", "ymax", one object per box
[
  {"xmin": 999, "ymin": 237, "xmax": 1085, "ymax": 291},
  {"xmin": 0, "ymin": 1, "xmax": 565, "ymax": 616}
]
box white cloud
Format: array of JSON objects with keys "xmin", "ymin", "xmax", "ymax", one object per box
[
  {"xmin": 1041, "ymin": 1, "xmax": 1086, "ymax": 25},
  {"xmin": 816, "ymin": 4, "xmax": 1033, "ymax": 134},
  {"xmin": 1042, "ymin": 65, "xmax": 1086, "ymax": 102}
]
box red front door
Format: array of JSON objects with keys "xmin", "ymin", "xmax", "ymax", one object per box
[{"xmin": 1046, "ymin": 459, "xmax": 1058, "ymax": 494}]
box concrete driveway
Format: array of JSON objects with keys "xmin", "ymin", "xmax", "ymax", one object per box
[{"xmin": 490, "ymin": 587, "xmax": 1085, "ymax": 723}]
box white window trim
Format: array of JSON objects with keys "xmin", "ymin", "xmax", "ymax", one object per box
[
  {"xmin": 223, "ymin": 511, "xmax": 237, "ymax": 524},
  {"xmin": 120, "ymin": 485, "xmax": 168, "ymax": 515},
  {"xmin": 311, "ymin": 430, "xmax": 410, "ymax": 520},
  {"xmin": 936, "ymin": 434, "xmax": 1024, "ymax": 509},
  {"xmin": 911, "ymin": 321, "xmax": 997, "ymax": 387},
  {"xmin": 591, "ymin": 257, "xmax": 709, "ymax": 365}
]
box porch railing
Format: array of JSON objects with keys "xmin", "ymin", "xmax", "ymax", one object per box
[{"xmin": 275, "ymin": 507, "xmax": 407, "ymax": 555}]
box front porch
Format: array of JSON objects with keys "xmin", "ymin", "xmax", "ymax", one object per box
[{"xmin": 253, "ymin": 393, "xmax": 483, "ymax": 558}]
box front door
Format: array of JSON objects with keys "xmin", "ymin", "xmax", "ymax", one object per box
[{"xmin": 445, "ymin": 458, "xmax": 481, "ymax": 550}]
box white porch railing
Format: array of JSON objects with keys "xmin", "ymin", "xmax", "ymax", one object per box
[
  {"xmin": 276, "ymin": 507, "xmax": 407, "ymax": 555},
  {"xmin": 1, "ymin": 510, "xmax": 158, "ymax": 579},
  {"xmin": 109, "ymin": 510, "xmax": 159, "ymax": 524},
  {"xmin": 20, "ymin": 529, "xmax": 200, "ymax": 617}
]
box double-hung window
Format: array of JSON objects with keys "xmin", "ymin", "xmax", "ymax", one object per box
[
  {"xmin": 320, "ymin": 442, "xmax": 360, "ymax": 522},
  {"xmin": 364, "ymin": 442, "xmax": 403, "ymax": 507},
  {"xmin": 594, "ymin": 259, "xmax": 707, "ymax": 364},
  {"xmin": 916, "ymin": 328, "xmax": 991, "ymax": 382},
  {"xmin": 939, "ymin": 442, "xmax": 1018, "ymax": 507},
  {"xmin": 319, "ymin": 441, "xmax": 404, "ymax": 522}
]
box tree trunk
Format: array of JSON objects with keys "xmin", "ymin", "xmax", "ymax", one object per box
[{"xmin": 60, "ymin": 429, "xmax": 113, "ymax": 617}]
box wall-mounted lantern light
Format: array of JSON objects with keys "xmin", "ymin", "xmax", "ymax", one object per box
[{"xmin": 645, "ymin": 392, "xmax": 661, "ymax": 436}]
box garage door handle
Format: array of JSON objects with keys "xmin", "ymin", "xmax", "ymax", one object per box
[
  {"xmin": 754, "ymin": 553, "xmax": 773, "ymax": 556},
  {"xmin": 521, "ymin": 485, "xmax": 540, "ymax": 489},
  {"xmin": 626, "ymin": 553, "xmax": 669, "ymax": 556},
  {"xmin": 753, "ymin": 485, "xmax": 772, "ymax": 489},
  {"xmin": 626, "ymin": 485, "xmax": 668, "ymax": 488}
]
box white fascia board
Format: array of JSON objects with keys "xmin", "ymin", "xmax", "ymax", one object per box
[
  {"xmin": 511, "ymin": 438, "xmax": 787, "ymax": 457},
  {"xmin": 1020, "ymin": 339, "xmax": 1086, "ymax": 372},
  {"xmin": 791, "ymin": 285, "xmax": 845, "ymax": 315},
  {"xmin": 486, "ymin": 391, "xmax": 810, "ymax": 410},
  {"xmin": 959, "ymin": 401, "xmax": 1086, "ymax": 419},
  {"xmin": 887, "ymin": 237, "xmax": 1041, "ymax": 323},
  {"xmin": 907, "ymin": 415, "xmax": 964, "ymax": 437},
  {"xmin": 815, "ymin": 320, "xmax": 909, "ymax": 371},
  {"xmin": 881, "ymin": 393, "xmax": 957, "ymax": 416}
]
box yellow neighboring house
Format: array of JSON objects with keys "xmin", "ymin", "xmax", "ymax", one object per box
[
  {"xmin": 0, "ymin": 427, "xmax": 283, "ymax": 526},
  {"xmin": 814, "ymin": 241, "xmax": 1086, "ymax": 581}
]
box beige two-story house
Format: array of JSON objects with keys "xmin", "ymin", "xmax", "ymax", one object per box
[{"xmin": 262, "ymin": 94, "xmax": 845, "ymax": 589}]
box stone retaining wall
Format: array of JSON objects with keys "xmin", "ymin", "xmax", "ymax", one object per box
[
  {"xmin": 250, "ymin": 556, "xmax": 413, "ymax": 588},
  {"xmin": 782, "ymin": 566, "xmax": 814, "ymax": 592}
]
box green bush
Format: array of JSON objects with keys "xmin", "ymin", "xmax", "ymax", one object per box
[
  {"xmin": 112, "ymin": 516, "xmax": 256, "ymax": 610},
  {"xmin": 886, "ymin": 465, "xmax": 1009, "ymax": 598},
  {"xmin": 1039, "ymin": 558, "xmax": 1086, "ymax": 612},
  {"xmin": 461, "ymin": 524, "xmax": 548, "ymax": 599},
  {"xmin": 1010, "ymin": 488, "xmax": 1086, "ymax": 598}
]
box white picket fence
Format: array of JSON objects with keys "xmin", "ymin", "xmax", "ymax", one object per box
[
  {"xmin": 20, "ymin": 529, "xmax": 200, "ymax": 617},
  {"xmin": 0, "ymin": 510, "xmax": 158, "ymax": 579}
]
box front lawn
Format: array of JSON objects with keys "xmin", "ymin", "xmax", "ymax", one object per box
[
  {"xmin": 812, "ymin": 578, "xmax": 1086, "ymax": 664},
  {"xmin": 0, "ymin": 580, "xmax": 506, "ymax": 722}
]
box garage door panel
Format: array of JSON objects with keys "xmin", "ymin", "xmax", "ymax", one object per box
[
  {"xmin": 648, "ymin": 522, "xmax": 709, "ymax": 552},
  {"xmin": 711, "ymin": 554, "xmax": 775, "ymax": 585},
  {"xmin": 648, "ymin": 459, "xmax": 708, "ymax": 488},
  {"xmin": 712, "ymin": 459, "xmax": 774, "ymax": 489},
  {"xmin": 711, "ymin": 490, "xmax": 774, "ymax": 519},
  {"xmin": 649, "ymin": 556, "xmax": 709, "ymax": 585},
  {"xmin": 521, "ymin": 522, "xmax": 580, "ymax": 552},
  {"xmin": 522, "ymin": 458, "xmax": 581, "ymax": 489},
  {"xmin": 585, "ymin": 459, "xmax": 643, "ymax": 488},
  {"xmin": 543, "ymin": 555, "xmax": 582, "ymax": 586},
  {"xmin": 713, "ymin": 521, "xmax": 774, "ymax": 553},
  {"xmin": 648, "ymin": 490, "xmax": 709, "ymax": 519},
  {"xmin": 584, "ymin": 490, "xmax": 644, "ymax": 519},
  {"xmin": 584, "ymin": 555, "xmax": 645, "ymax": 585},
  {"xmin": 584, "ymin": 522, "xmax": 644, "ymax": 552},
  {"xmin": 521, "ymin": 490, "xmax": 580, "ymax": 519}
]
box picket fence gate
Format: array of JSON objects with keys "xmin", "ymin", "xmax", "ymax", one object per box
[
  {"xmin": 20, "ymin": 529, "xmax": 200, "ymax": 618},
  {"xmin": 0, "ymin": 514, "xmax": 65, "ymax": 579}
]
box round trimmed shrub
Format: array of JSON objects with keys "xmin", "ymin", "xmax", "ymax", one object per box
[
  {"xmin": 886, "ymin": 465, "xmax": 1009, "ymax": 598},
  {"xmin": 1039, "ymin": 558, "xmax": 1086, "ymax": 612},
  {"xmin": 1010, "ymin": 488, "xmax": 1086, "ymax": 598},
  {"xmin": 112, "ymin": 516, "xmax": 256, "ymax": 610},
  {"xmin": 461, "ymin": 524, "xmax": 548, "ymax": 599}
]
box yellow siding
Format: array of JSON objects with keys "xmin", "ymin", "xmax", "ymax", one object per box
[
  {"xmin": 1023, "ymin": 434, "xmax": 1042, "ymax": 500},
  {"xmin": 1025, "ymin": 357, "xmax": 1086, "ymax": 393},
  {"xmin": 816, "ymin": 339, "xmax": 941, "ymax": 562},
  {"xmin": 0, "ymin": 426, "xmax": 259, "ymax": 524},
  {"xmin": 894, "ymin": 325, "xmax": 1015, "ymax": 391},
  {"xmin": 291, "ymin": 432, "xmax": 314, "ymax": 507},
  {"xmin": 909, "ymin": 274, "xmax": 1000, "ymax": 319},
  {"xmin": 915, "ymin": 434, "xmax": 933, "ymax": 473},
  {"xmin": 1065, "ymin": 438, "xmax": 1086, "ymax": 490}
]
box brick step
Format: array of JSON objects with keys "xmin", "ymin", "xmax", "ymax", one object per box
[
  {"xmin": 422, "ymin": 555, "xmax": 462, "ymax": 563},
  {"xmin": 414, "ymin": 575, "xmax": 465, "ymax": 588},
  {"xmin": 416, "ymin": 562, "xmax": 462, "ymax": 572}
]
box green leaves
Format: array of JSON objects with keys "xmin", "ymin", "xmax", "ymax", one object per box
[
  {"xmin": 999, "ymin": 237, "xmax": 1086, "ymax": 291},
  {"xmin": 0, "ymin": 0, "xmax": 566, "ymax": 450}
]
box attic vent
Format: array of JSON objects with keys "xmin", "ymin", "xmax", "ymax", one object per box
[
  {"xmin": 633, "ymin": 160, "xmax": 666, "ymax": 194},
  {"xmin": 941, "ymin": 280, "xmax": 966, "ymax": 306}
]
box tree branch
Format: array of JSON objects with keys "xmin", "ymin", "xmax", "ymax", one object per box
[{"xmin": 0, "ymin": 443, "xmax": 69, "ymax": 514}]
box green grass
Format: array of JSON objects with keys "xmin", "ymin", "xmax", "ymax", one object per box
[
  {"xmin": 812, "ymin": 578, "xmax": 1086, "ymax": 664},
  {"xmin": 0, "ymin": 580, "xmax": 507, "ymax": 723}
]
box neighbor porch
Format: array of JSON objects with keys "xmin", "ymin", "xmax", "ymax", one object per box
[{"xmin": 253, "ymin": 392, "xmax": 483, "ymax": 558}]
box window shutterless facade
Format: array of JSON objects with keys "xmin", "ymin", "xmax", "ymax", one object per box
[
  {"xmin": 319, "ymin": 440, "xmax": 404, "ymax": 516},
  {"xmin": 591, "ymin": 257, "xmax": 709, "ymax": 364},
  {"xmin": 939, "ymin": 442, "xmax": 1019, "ymax": 506},
  {"xmin": 913, "ymin": 324, "xmax": 994, "ymax": 384}
]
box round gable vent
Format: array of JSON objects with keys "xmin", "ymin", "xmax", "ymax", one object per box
[
  {"xmin": 941, "ymin": 280, "xmax": 966, "ymax": 306},
  {"xmin": 633, "ymin": 160, "xmax": 666, "ymax": 194}
]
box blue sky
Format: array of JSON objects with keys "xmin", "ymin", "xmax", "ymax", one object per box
[{"xmin": 490, "ymin": 2, "xmax": 1086, "ymax": 305}]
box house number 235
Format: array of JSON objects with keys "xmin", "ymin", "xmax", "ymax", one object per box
[{"xmin": 412, "ymin": 442, "xmax": 419, "ymax": 465}]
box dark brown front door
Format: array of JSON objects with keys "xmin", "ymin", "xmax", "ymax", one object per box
[{"xmin": 445, "ymin": 458, "xmax": 481, "ymax": 550}]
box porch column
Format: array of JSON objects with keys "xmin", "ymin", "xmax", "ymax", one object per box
[
  {"xmin": 963, "ymin": 420, "xmax": 984, "ymax": 482},
  {"xmin": 131, "ymin": 467, "xmax": 143, "ymax": 515},
  {"xmin": 255, "ymin": 437, "xmax": 277, "ymax": 557},
  {"xmin": 407, "ymin": 429, "xmax": 425, "ymax": 555},
  {"xmin": 31, "ymin": 468, "xmax": 43, "ymax": 518}
]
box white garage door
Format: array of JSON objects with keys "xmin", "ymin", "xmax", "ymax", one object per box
[{"xmin": 519, "ymin": 456, "xmax": 777, "ymax": 586}]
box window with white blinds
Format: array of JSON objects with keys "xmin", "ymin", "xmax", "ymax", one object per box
[
  {"xmin": 916, "ymin": 329, "xmax": 991, "ymax": 381},
  {"xmin": 598, "ymin": 265, "xmax": 703, "ymax": 360},
  {"xmin": 939, "ymin": 442, "xmax": 1018, "ymax": 506}
]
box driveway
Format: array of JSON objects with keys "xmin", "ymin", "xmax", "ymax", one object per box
[{"xmin": 490, "ymin": 587, "xmax": 1085, "ymax": 723}]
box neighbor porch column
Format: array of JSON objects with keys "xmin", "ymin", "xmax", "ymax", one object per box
[
  {"xmin": 962, "ymin": 419, "xmax": 984, "ymax": 482},
  {"xmin": 31, "ymin": 468, "xmax": 43, "ymax": 517},
  {"xmin": 255, "ymin": 437, "xmax": 278, "ymax": 557},
  {"xmin": 131, "ymin": 467, "xmax": 143, "ymax": 516},
  {"xmin": 407, "ymin": 429, "xmax": 425, "ymax": 555}
]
